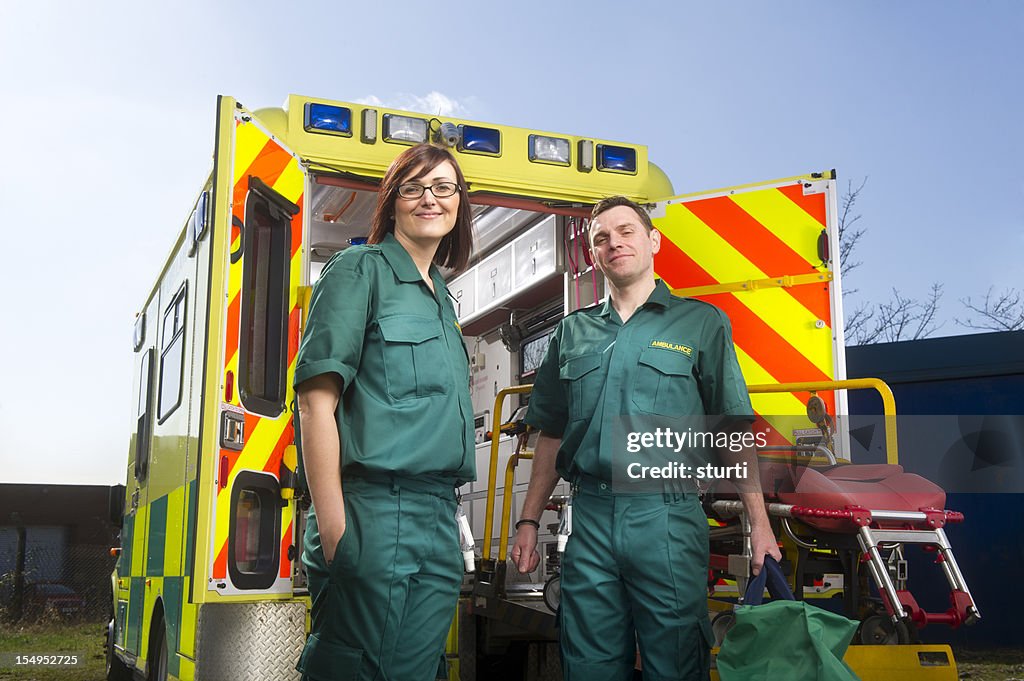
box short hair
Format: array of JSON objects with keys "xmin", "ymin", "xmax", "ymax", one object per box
[
  {"xmin": 367, "ymin": 144, "xmax": 474, "ymax": 272},
  {"xmin": 590, "ymin": 196, "xmax": 655, "ymax": 235}
]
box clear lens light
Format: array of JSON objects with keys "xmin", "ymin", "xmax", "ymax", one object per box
[
  {"xmin": 384, "ymin": 115, "xmax": 428, "ymax": 143},
  {"xmin": 530, "ymin": 135, "xmax": 571, "ymax": 164}
]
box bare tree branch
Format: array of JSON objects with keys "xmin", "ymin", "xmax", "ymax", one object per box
[
  {"xmin": 848, "ymin": 284, "xmax": 944, "ymax": 345},
  {"xmin": 912, "ymin": 283, "xmax": 944, "ymax": 340},
  {"xmin": 875, "ymin": 288, "xmax": 912, "ymax": 343},
  {"xmin": 837, "ymin": 177, "xmax": 868, "ymax": 289},
  {"xmin": 837, "ymin": 178, "xmax": 947, "ymax": 346},
  {"xmin": 845, "ymin": 301, "xmax": 875, "ymax": 344},
  {"xmin": 957, "ymin": 287, "xmax": 1024, "ymax": 331}
]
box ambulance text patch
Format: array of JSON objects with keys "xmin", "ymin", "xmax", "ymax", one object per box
[{"xmin": 650, "ymin": 340, "xmax": 693, "ymax": 356}]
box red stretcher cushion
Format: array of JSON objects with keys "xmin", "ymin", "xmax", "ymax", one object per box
[
  {"xmin": 710, "ymin": 462, "xmax": 948, "ymax": 532},
  {"xmin": 774, "ymin": 464, "xmax": 947, "ymax": 532}
]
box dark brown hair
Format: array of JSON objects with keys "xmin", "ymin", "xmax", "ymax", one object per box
[
  {"xmin": 590, "ymin": 196, "xmax": 655, "ymax": 234},
  {"xmin": 367, "ymin": 144, "xmax": 474, "ymax": 272}
]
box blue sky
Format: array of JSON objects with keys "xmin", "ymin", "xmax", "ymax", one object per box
[{"xmin": 1, "ymin": 1, "xmax": 1021, "ymax": 485}]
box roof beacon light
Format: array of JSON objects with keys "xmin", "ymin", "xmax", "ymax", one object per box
[
  {"xmin": 304, "ymin": 103, "xmax": 352, "ymax": 137},
  {"xmin": 458, "ymin": 125, "xmax": 501, "ymax": 155},
  {"xmin": 383, "ymin": 114, "xmax": 429, "ymax": 144},
  {"xmin": 529, "ymin": 135, "xmax": 571, "ymax": 166},
  {"xmin": 597, "ymin": 145, "xmax": 637, "ymax": 174}
]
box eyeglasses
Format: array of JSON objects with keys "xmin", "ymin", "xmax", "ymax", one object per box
[{"xmin": 396, "ymin": 182, "xmax": 460, "ymax": 200}]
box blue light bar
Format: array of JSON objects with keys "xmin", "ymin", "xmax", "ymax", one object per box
[
  {"xmin": 596, "ymin": 144, "xmax": 637, "ymax": 174},
  {"xmin": 304, "ymin": 103, "xmax": 353, "ymax": 136},
  {"xmin": 459, "ymin": 125, "xmax": 501, "ymax": 155}
]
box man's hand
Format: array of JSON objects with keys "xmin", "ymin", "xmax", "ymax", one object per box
[
  {"xmin": 511, "ymin": 431, "xmax": 562, "ymax": 574},
  {"xmin": 715, "ymin": 419, "xmax": 782, "ymax": 576},
  {"xmin": 511, "ymin": 525, "xmax": 541, "ymax": 574},
  {"xmin": 749, "ymin": 520, "xmax": 782, "ymax": 576}
]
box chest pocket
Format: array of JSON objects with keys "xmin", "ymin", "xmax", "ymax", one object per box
[
  {"xmin": 632, "ymin": 346, "xmax": 696, "ymax": 416},
  {"xmin": 378, "ymin": 315, "xmax": 448, "ymax": 400},
  {"xmin": 559, "ymin": 352, "xmax": 603, "ymax": 421}
]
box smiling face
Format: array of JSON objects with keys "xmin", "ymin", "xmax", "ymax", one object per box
[
  {"xmin": 589, "ymin": 204, "xmax": 661, "ymax": 288},
  {"xmin": 392, "ymin": 160, "xmax": 460, "ymax": 251}
]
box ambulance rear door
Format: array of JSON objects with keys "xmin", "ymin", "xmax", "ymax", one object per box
[
  {"xmin": 200, "ymin": 97, "xmax": 305, "ymax": 598},
  {"xmin": 648, "ymin": 173, "xmax": 848, "ymax": 459}
]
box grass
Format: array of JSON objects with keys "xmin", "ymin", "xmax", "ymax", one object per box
[
  {"xmin": 954, "ymin": 648, "xmax": 1024, "ymax": 681},
  {"xmin": 0, "ymin": 620, "xmax": 106, "ymax": 681}
]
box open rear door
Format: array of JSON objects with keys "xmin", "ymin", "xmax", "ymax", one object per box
[
  {"xmin": 649, "ymin": 173, "xmax": 847, "ymax": 458},
  {"xmin": 201, "ymin": 98, "xmax": 305, "ymax": 597}
]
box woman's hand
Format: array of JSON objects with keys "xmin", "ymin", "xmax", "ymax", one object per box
[
  {"xmin": 320, "ymin": 506, "xmax": 347, "ymax": 565},
  {"xmin": 296, "ymin": 374, "xmax": 346, "ymax": 564}
]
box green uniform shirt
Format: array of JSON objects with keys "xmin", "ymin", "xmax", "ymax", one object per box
[
  {"xmin": 294, "ymin": 233, "xmax": 476, "ymax": 483},
  {"xmin": 525, "ymin": 279, "xmax": 753, "ymax": 482}
]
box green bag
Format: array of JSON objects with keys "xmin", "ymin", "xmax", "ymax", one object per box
[{"xmin": 717, "ymin": 558, "xmax": 861, "ymax": 681}]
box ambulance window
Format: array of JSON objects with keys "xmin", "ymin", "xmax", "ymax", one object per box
[
  {"xmin": 228, "ymin": 470, "xmax": 281, "ymax": 590},
  {"xmin": 158, "ymin": 283, "xmax": 188, "ymax": 423},
  {"xmin": 520, "ymin": 327, "xmax": 556, "ymax": 379},
  {"xmin": 235, "ymin": 491, "xmax": 263, "ymax": 571},
  {"xmin": 238, "ymin": 178, "xmax": 297, "ymax": 417}
]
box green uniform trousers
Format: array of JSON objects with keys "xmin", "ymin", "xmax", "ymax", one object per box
[
  {"xmin": 297, "ymin": 475, "xmax": 460, "ymax": 681},
  {"xmin": 560, "ymin": 480, "xmax": 715, "ymax": 681}
]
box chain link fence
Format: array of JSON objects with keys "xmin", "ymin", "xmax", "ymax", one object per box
[{"xmin": 0, "ymin": 538, "xmax": 117, "ymax": 624}]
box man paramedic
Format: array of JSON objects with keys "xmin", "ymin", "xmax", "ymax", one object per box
[{"xmin": 511, "ymin": 196, "xmax": 781, "ymax": 681}]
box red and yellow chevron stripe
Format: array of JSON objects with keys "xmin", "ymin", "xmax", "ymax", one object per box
[
  {"xmin": 211, "ymin": 116, "xmax": 304, "ymax": 585},
  {"xmin": 654, "ymin": 181, "xmax": 836, "ymax": 446}
]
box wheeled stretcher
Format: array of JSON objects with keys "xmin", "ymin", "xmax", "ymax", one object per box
[{"xmin": 707, "ymin": 383, "xmax": 980, "ymax": 643}]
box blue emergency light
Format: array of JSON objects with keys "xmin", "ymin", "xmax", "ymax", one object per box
[
  {"xmin": 304, "ymin": 103, "xmax": 353, "ymax": 137},
  {"xmin": 596, "ymin": 144, "xmax": 637, "ymax": 174},
  {"xmin": 458, "ymin": 125, "xmax": 501, "ymax": 155}
]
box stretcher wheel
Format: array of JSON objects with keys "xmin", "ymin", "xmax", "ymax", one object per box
[
  {"xmin": 857, "ymin": 615, "xmax": 914, "ymax": 645},
  {"xmin": 542, "ymin": 574, "xmax": 561, "ymax": 613}
]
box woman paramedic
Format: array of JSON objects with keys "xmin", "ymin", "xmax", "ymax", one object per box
[{"xmin": 293, "ymin": 144, "xmax": 476, "ymax": 681}]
